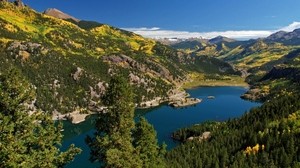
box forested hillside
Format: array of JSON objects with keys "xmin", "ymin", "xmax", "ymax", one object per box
[
  {"xmin": 167, "ymin": 88, "xmax": 300, "ymax": 168},
  {"xmin": 165, "ymin": 29, "xmax": 300, "ymax": 168},
  {"xmin": 0, "ymin": 2, "xmax": 237, "ymax": 114}
]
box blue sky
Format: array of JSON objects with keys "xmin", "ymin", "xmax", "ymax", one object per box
[{"xmin": 23, "ymin": 0, "xmax": 300, "ymax": 39}]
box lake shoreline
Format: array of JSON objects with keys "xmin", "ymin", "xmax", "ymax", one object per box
[
  {"xmin": 53, "ymin": 89, "xmax": 192, "ymax": 124},
  {"xmin": 182, "ymin": 74, "xmax": 249, "ymax": 89},
  {"xmin": 55, "ymin": 79, "xmax": 250, "ymax": 124},
  {"xmin": 182, "ymin": 81, "xmax": 249, "ymax": 89},
  {"xmin": 61, "ymin": 86, "xmax": 261, "ymax": 168}
]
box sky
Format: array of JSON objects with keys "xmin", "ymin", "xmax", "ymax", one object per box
[{"xmin": 23, "ymin": 0, "xmax": 300, "ymax": 40}]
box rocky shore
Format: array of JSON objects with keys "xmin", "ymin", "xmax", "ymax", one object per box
[
  {"xmin": 169, "ymin": 98, "xmax": 202, "ymax": 108},
  {"xmin": 52, "ymin": 89, "xmax": 200, "ymax": 124},
  {"xmin": 52, "ymin": 110, "xmax": 92, "ymax": 124}
]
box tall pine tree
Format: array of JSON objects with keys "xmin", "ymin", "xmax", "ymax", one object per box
[
  {"xmin": 133, "ymin": 117, "xmax": 166, "ymax": 168},
  {"xmin": 86, "ymin": 76, "xmax": 142, "ymax": 167},
  {"xmin": 0, "ymin": 68, "xmax": 81, "ymax": 167},
  {"xmin": 86, "ymin": 75, "xmax": 166, "ymax": 168}
]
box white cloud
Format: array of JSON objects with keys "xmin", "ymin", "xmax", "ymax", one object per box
[
  {"xmin": 126, "ymin": 27, "xmax": 160, "ymax": 31},
  {"xmin": 123, "ymin": 22, "xmax": 300, "ymax": 40},
  {"xmin": 279, "ymin": 22, "xmax": 300, "ymax": 32}
]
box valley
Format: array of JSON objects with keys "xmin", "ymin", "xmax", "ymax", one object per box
[{"xmin": 1, "ymin": 1, "xmax": 300, "ymax": 168}]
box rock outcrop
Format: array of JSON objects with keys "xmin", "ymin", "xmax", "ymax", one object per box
[
  {"xmin": 187, "ymin": 132, "xmax": 211, "ymax": 142},
  {"xmin": 72, "ymin": 67, "xmax": 84, "ymax": 81},
  {"xmin": 7, "ymin": 41, "xmax": 47, "ymax": 60},
  {"xmin": 169, "ymin": 98, "xmax": 202, "ymax": 108}
]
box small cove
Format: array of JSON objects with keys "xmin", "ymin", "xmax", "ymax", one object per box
[{"xmin": 61, "ymin": 86, "xmax": 261, "ymax": 168}]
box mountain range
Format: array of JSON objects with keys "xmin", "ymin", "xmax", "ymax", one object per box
[{"xmin": 162, "ymin": 27, "xmax": 300, "ymax": 101}]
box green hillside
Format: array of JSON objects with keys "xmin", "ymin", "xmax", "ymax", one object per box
[
  {"xmin": 0, "ymin": 2, "xmax": 236, "ymax": 114},
  {"xmin": 165, "ymin": 34, "xmax": 300, "ymax": 168},
  {"xmin": 169, "ymin": 33, "xmax": 300, "ymax": 101},
  {"xmin": 167, "ymin": 93, "xmax": 300, "ymax": 168}
]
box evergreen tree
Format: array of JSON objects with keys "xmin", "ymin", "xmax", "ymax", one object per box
[
  {"xmin": 87, "ymin": 76, "xmax": 166, "ymax": 168},
  {"xmin": 86, "ymin": 76, "xmax": 142, "ymax": 167},
  {"xmin": 133, "ymin": 117, "xmax": 166, "ymax": 168},
  {"xmin": 0, "ymin": 68, "xmax": 81, "ymax": 167}
]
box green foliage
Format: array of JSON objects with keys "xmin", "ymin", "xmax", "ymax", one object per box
[
  {"xmin": 86, "ymin": 76, "xmax": 140, "ymax": 167},
  {"xmin": 133, "ymin": 117, "xmax": 167, "ymax": 168},
  {"xmin": 77, "ymin": 20, "xmax": 103, "ymax": 30},
  {"xmin": 0, "ymin": 2, "xmax": 238, "ymax": 114},
  {"xmin": 0, "ymin": 68, "xmax": 81, "ymax": 167},
  {"xmin": 86, "ymin": 76, "xmax": 166, "ymax": 168},
  {"xmin": 0, "ymin": 67, "xmax": 35, "ymax": 113},
  {"xmin": 167, "ymin": 92, "xmax": 300, "ymax": 168}
]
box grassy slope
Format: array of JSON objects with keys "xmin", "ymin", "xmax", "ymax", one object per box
[{"xmin": 182, "ymin": 72, "xmax": 248, "ymax": 89}]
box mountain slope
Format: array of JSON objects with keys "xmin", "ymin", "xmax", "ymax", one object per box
[{"xmin": 0, "ymin": 2, "xmax": 237, "ymax": 114}]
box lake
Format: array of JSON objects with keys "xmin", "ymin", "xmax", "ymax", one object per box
[{"xmin": 61, "ymin": 86, "xmax": 261, "ymax": 168}]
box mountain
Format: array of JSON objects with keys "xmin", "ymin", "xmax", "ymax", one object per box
[
  {"xmin": 165, "ymin": 28, "xmax": 300, "ymax": 101},
  {"xmin": 208, "ymin": 36, "xmax": 236, "ymax": 44},
  {"xmin": 44, "ymin": 8, "xmax": 80, "ymax": 22},
  {"xmin": 265, "ymin": 28, "xmax": 300, "ymax": 45},
  {"xmin": 166, "ymin": 36, "xmax": 244, "ymax": 56},
  {"xmin": 44, "ymin": 8, "xmax": 103, "ymax": 30},
  {"xmin": 0, "ymin": 2, "xmax": 237, "ymax": 114},
  {"xmin": 265, "ymin": 30, "xmax": 287, "ymax": 41},
  {"xmin": 169, "ymin": 38, "xmax": 208, "ymax": 52}
]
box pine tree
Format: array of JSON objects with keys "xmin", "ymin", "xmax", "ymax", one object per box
[
  {"xmin": 133, "ymin": 117, "xmax": 166, "ymax": 168},
  {"xmin": 0, "ymin": 68, "xmax": 81, "ymax": 167},
  {"xmin": 86, "ymin": 76, "xmax": 142, "ymax": 167},
  {"xmin": 87, "ymin": 75, "xmax": 167, "ymax": 167}
]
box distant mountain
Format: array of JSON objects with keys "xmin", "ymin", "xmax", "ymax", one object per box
[
  {"xmin": 44, "ymin": 8, "xmax": 80, "ymax": 22},
  {"xmin": 265, "ymin": 31, "xmax": 287, "ymax": 41},
  {"xmin": 169, "ymin": 38, "xmax": 208, "ymax": 51},
  {"xmin": 208, "ymin": 36, "xmax": 236, "ymax": 44},
  {"xmin": 44, "ymin": 8, "xmax": 104, "ymax": 30},
  {"xmin": 164, "ymin": 28, "xmax": 300, "ymax": 90},
  {"xmin": 156, "ymin": 38, "xmax": 184, "ymax": 45},
  {"xmin": 265, "ymin": 28, "xmax": 300, "ymax": 45},
  {"xmin": 162, "ymin": 36, "xmax": 241, "ymax": 54}
]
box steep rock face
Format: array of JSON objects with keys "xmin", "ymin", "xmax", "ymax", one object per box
[{"xmin": 44, "ymin": 8, "xmax": 80, "ymax": 22}]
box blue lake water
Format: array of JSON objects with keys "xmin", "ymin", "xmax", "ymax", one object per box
[{"xmin": 61, "ymin": 86, "xmax": 261, "ymax": 168}]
